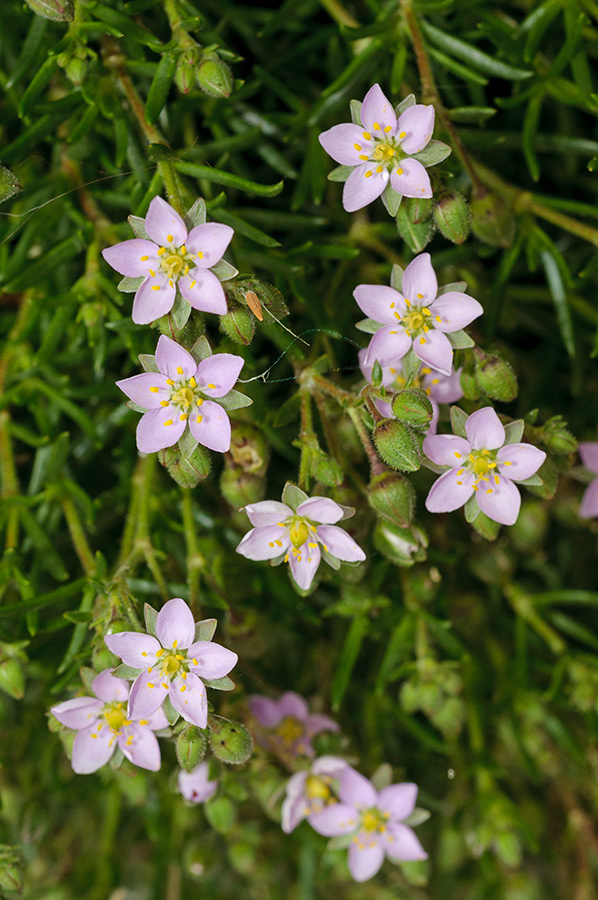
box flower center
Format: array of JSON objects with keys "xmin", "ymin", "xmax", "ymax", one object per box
[
  {"xmin": 456, "ymin": 449, "xmax": 500, "ymax": 493},
  {"xmin": 372, "ymin": 141, "xmax": 396, "ymax": 162},
  {"xmin": 402, "ymin": 307, "xmax": 431, "ymax": 334},
  {"xmin": 361, "ymin": 808, "xmax": 387, "ymax": 832},
  {"xmin": 305, "ymin": 775, "xmax": 332, "ymax": 801},
  {"xmin": 171, "ymin": 386, "xmax": 196, "ymax": 407},
  {"xmin": 104, "ymin": 702, "xmax": 127, "ymax": 733},
  {"xmin": 275, "ymin": 716, "xmax": 305, "ymax": 744},
  {"xmin": 288, "ymin": 518, "xmax": 310, "ymax": 549},
  {"xmin": 163, "ymin": 654, "xmax": 181, "ymax": 676}
]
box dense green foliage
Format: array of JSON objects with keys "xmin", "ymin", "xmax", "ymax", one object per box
[{"xmin": 1, "ymin": 0, "xmax": 598, "ymax": 897}]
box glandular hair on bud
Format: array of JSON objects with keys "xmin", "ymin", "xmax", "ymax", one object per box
[
  {"xmin": 391, "ymin": 388, "xmax": 433, "ymax": 430},
  {"xmin": 158, "ymin": 444, "xmax": 211, "ymax": 488},
  {"xmin": 373, "ymin": 420, "xmax": 421, "ymax": 473},
  {"xmin": 196, "ymin": 52, "xmax": 233, "ymax": 99},
  {"xmin": 474, "ymin": 352, "xmax": 518, "ymax": 402},
  {"xmin": 368, "ymin": 472, "xmax": 416, "ymax": 527},
  {"xmin": 219, "ymin": 307, "xmax": 255, "ymax": 345},
  {"xmin": 433, "ymin": 193, "xmax": 471, "ymax": 244}
]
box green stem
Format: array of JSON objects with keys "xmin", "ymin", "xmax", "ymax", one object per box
[
  {"xmin": 298, "ymin": 391, "xmax": 315, "ymax": 490},
  {"xmin": 60, "ymin": 494, "xmax": 96, "ymax": 576},
  {"xmin": 347, "ymin": 407, "xmax": 385, "ymax": 477},
  {"xmin": 180, "ymin": 488, "xmax": 205, "ymax": 615},
  {"xmin": 163, "ymin": 0, "xmax": 197, "ymax": 51}
]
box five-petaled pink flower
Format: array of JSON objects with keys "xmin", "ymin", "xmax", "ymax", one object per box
[
  {"xmin": 358, "ymin": 348, "xmax": 462, "ymax": 434},
  {"xmin": 178, "ymin": 761, "xmax": 218, "ymax": 804},
  {"xmin": 236, "ymin": 490, "xmax": 366, "ymax": 591},
  {"xmin": 319, "ymin": 84, "xmax": 445, "ymax": 213},
  {"xmin": 356, "ymin": 253, "xmax": 482, "ymax": 376},
  {"xmin": 249, "ymin": 691, "xmax": 339, "ymax": 758},
  {"xmin": 51, "ymin": 669, "xmax": 167, "ymax": 774},
  {"xmin": 308, "ymin": 766, "xmax": 427, "ymax": 882},
  {"xmin": 102, "ymin": 196, "xmax": 233, "ymax": 324},
  {"xmin": 117, "ymin": 334, "xmax": 244, "ymax": 454},
  {"xmin": 281, "ymin": 756, "xmax": 348, "ymax": 834},
  {"xmin": 104, "ymin": 598, "xmax": 238, "ymax": 729},
  {"xmin": 579, "ymin": 442, "xmax": 598, "ymax": 518},
  {"xmin": 423, "ymin": 407, "xmax": 546, "ymax": 526}
]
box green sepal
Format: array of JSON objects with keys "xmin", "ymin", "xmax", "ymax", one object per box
[
  {"xmin": 447, "ymin": 330, "xmax": 475, "ymax": 349},
  {"xmin": 404, "ymin": 808, "xmax": 431, "ymax": 827},
  {"xmin": 464, "ymin": 494, "xmax": 480, "ymax": 523},
  {"xmin": 210, "ymin": 259, "xmax": 238, "ymax": 281},
  {"xmin": 176, "ymin": 725, "xmax": 207, "ymax": 772},
  {"xmin": 179, "ymin": 428, "xmax": 199, "ymax": 459},
  {"xmin": 471, "ymin": 510, "xmax": 500, "ymax": 540},
  {"xmin": 371, "ymin": 762, "xmax": 393, "ymax": 791},
  {"xmin": 190, "ymin": 336, "xmax": 212, "ymax": 363},
  {"xmin": 194, "ymin": 618, "xmax": 217, "ymax": 642},
  {"xmin": 450, "ymin": 406, "xmax": 468, "ymax": 438},
  {"xmin": 327, "ymin": 164, "xmax": 353, "ymax": 183},
  {"xmin": 390, "ymin": 263, "xmax": 404, "ymax": 292},
  {"xmin": 111, "ymin": 663, "xmax": 142, "ymax": 679},
  {"xmin": 411, "ymin": 140, "xmax": 451, "ymax": 167},
  {"xmin": 327, "ymin": 833, "xmax": 354, "ymax": 851},
  {"xmin": 216, "ymin": 390, "xmax": 253, "ymax": 411},
  {"xmin": 504, "ymin": 420, "xmax": 524, "ymax": 444},
  {"xmin": 381, "ymin": 183, "xmax": 401, "ymax": 217},
  {"xmin": 355, "ymin": 318, "xmax": 382, "ymax": 334},
  {"xmin": 128, "ymin": 214, "xmax": 149, "ymax": 239},
  {"xmin": 281, "ymin": 482, "xmax": 308, "ymax": 511},
  {"xmin": 437, "ymin": 281, "xmax": 467, "ymax": 296},
  {"xmin": 519, "ymin": 473, "xmax": 543, "ymax": 487},
  {"xmin": 162, "ymin": 694, "xmax": 180, "ymax": 726},
  {"xmin": 139, "ymin": 353, "xmax": 159, "ymax": 373},
  {"xmin": 203, "ymin": 676, "xmax": 235, "ymax": 691},
  {"xmin": 396, "ymin": 94, "xmax": 416, "ymax": 115},
  {"xmin": 349, "ymin": 99, "xmax": 362, "ymax": 124},
  {"xmin": 79, "ymin": 666, "xmax": 97, "ymax": 693},
  {"xmin": 322, "ymin": 549, "xmax": 341, "ymax": 570},
  {"xmin": 144, "ymin": 603, "xmax": 158, "ymax": 637},
  {"xmin": 127, "ymin": 400, "xmax": 146, "ymax": 413},
  {"xmin": 185, "ymin": 198, "xmax": 207, "ymax": 228},
  {"xmin": 117, "ymin": 275, "xmax": 144, "ymax": 293},
  {"xmin": 109, "ymin": 746, "xmax": 125, "ymax": 770}
]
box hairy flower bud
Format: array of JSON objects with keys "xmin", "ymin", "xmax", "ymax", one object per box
[
  {"xmin": 176, "ymin": 726, "xmax": 207, "ymax": 773},
  {"xmin": 196, "ymin": 52, "xmax": 233, "ymax": 98},
  {"xmin": 433, "ymin": 192, "xmax": 471, "ymax": 244},
  {"xmin": 391, "ymin": 388, "xmax": 433, "ymax": 431},
  {"xmin": 159, "ymin": 444, "xmax": 211, "ymax": 488},
  {"xmin": 470, "ymin": 190, "xmax": 516, "ymax": 248},
  {"xmin": 219, "ymin": 307, "xmax": 255, "ymax": 345},
  {"xmin": 208, "ymin": 716, "xmax": 253, "ymax": 764},
  {"xmin": 176, "ymin": 48, "xmax": 201, "ymax": 94},
  {"xmin": 229, "ymin": 425, "xmax": 269, "ymax": 476},
  {"xmin": 25, "ymin": 0, "xmax": 73, "ymax": 21},
  {"xmin": 220, "ymin": 467, "xmax": 265, "ymax": 507},
  {"xmin": 373, "ymin": 420, "xmax": 421, "ymax": 472},
  {"xmin": 474, "ymin": 352, "xmax": 518, "ymax": 402},
  {"xmin": 373, "ymin": 520, "xmax": 428, "ymax": 566},
  {"xmin": 311, "ymin": 448, "xmax": 343, "ymax": 487},
  {"xmin": 542, "ymin": 416, "xmax": 577, "ymax": 455},
  {"xmin": 396, "ymin": 199, "xmax": 433, "ymax": 252},
  {"xmin": 459, "ymin": 364, "xmax": 480, "ymax": 401},
  {"xmin": 368, "ymin": 472, "xmax": 416, "ymax": 527}
]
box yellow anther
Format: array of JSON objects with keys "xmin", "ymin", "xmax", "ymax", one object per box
[
  {"xmin": 376, "ymin": 165, "xmax": 383, "ymax": 173},
  {"xmin": 163, "ymin": 419, "xmax": 173, "ymax": 426},
  {"xmin": 147, "ymin": 667, "xmax": 153, "ymax": 673},
  {"xmin": 384, "ymin": 125, "xmax": 392, "ymax": 132},
  {"xmin": 404, "ymin": 297, "xmax": 410, "ymax": 306},
  {"xmin": 156, "ymin": 649, "xmax": 164, "ymax": 657},
  {"xmin": 139, "ymin": 719, "xmax": 148, "ymax": 725},
  {"xmin": 422, "ymin": 367, "xmax": 431, "ymax": 374},
  {"xmin": 173, "ymin": 641, "xmax": 178, "ymax": 648},
  {"xmin": 486, "ymin": 488, "xmax": 493, "ymax": 494},
  {"xmin": 419, "ymin": 337, "xmax": 426, "ymax": 344},
  {"xmin": 149, "ymin": 268, "xmax": 156, "ymax": 277},
  {"xmin": 494, "ymin": 475, "xmax": 500, "ymax": 484},
  {"xmin": 196, "ymin": 397, "xmax": 203, "ymax": 407},
  {"xmin": 362, "ymin": 131, "xmax": 371, "ymax": 140},
  {"xmin": 353, "ymin": 143, "xmax": 362, "ymax": 150},
  {"xmin": 457, "ymin": 481, "xmax": 463, "ymax": 485},
  {"xmin": 422, "ymin": 307, "xmax": 431, "ymax": 315},
  {"xmin": 175, "ymin": 654, "xmax": 185, "ymax": 660},
  {"xmin": 179, "ymin": 414, "xmax": 188, "ymax": 421},
  {"xmin": 390, "ymin": 302, "xmax": 395, "ymax": 309},
  {"xmin": 140, "ymin": 255, "xmax": 149, "ymax": 261},
  {"xmin": 399, "ymin": 131, "xmax": 406, "ymax": 138},
  {"xmin": 359, "ymin": 154, "xmax": 368, "ymax": 161},
  {"xmin": 149, "ymin": 387, "xmax": 159, "ymax": 393},
  {"xmin": 181, "ymin": 245, "xmax": 187, "ymax": 254},
  {"xmin": 180, "ymin": 685, "xmax": 186, "ymax": 692},
  {"xmin": 208, "ymin": 382, "xmax": 216, "ymax": 389},
  {"xmin": 161, "ymin": 682, "xmax": 168, "ymax": 689},
  {"xmin": 166, "ymin": 379, "xmax": 174, "ymax": 385},
  {"xmin": 396, "ymin": 167, "xmax": 403, "ymax": 175},
  {"xmin": 167, "ymin": 234, "xmax": 174, "ymax": 242},
  {"xmin": 373, "ymin": 122, "xmax": 380, "ymax": 130},
  {"xmin": 151, "ymin": 285, "xmax": 160, "ymax": 291},
  {"xmin": 91, "ymin": 734, "xmax": 98, "ymax": 739},
  {"xmin": 417, "ymin": 293, "xmax": 424, "ymax": 299},
  {"xmin": 469, "ymin": 454, "xmax": 475, "ymax": 462},
  {"xmin": 192, "ymin": 658, "xmax": 198, "ymax": 666},
  {"xmin": 457, "ymin": 469, "xmax": 464, "ymax": 475},
  {"xmin": 147, "ymin": 682, "xmax": 155, "ymax": 688},
  {"xmin": 126, "ymin": 736, "xmax": 133, "ymax": 746},
  {"xmin": 141, "ymin": 651, "xmax": 147, "ymax": 657},
  {"xmin": 503, "ymin": 460, "xmax": 512, "ymax": 466},
  {"xmin": 189, "ymin": 376, "xmax": 196, "ymax": 387},
  {"xmin": 432, "ymin": 378, "xmax": 440, "ymax": 385},
  {"xmin": 189, "ymin": 280, "xmax": 196, "ymax": 289},
  {"xmin": 157, "ymin": 247, "xmax": 166, "ymax": 256},
  {"xmin": 160, "ymin": 400, "xmax": 169, "ymax": 407},
  {"xmin": 364, "ymin": 170, "xmax": 373, "ymax": 178},
  {"xmin": 176, "ymin": 366, "xmax": 183, "ymax": 374},
  {"xmin": 197, "ymin": 414, "xmax": 203, "ymax": 423}
]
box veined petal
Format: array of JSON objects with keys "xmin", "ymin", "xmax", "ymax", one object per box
[
  {"xmin": 179, "ymin": 268, "xmax": 227, "ymax": 315},
  {"xmin": 496, "ymin": 443, "xmax": 546, "ymax": 481},
  {"xmin": 476, "ymin": 475, "xmax": 521, "ymax": 526},
  {"xmin": 422, "ymin": 433, "xmax": 471, "ymax": 467},
  {"xmin": 353, "ymin": 284, "xmax": 405, "ymax": 325},
  {"xmin": 187, "ymin": 641, "xmax": 238, "ymax": 680},
  {"xmin": 236, "ymin": 525, "xmax": 291, "ymax": 560},
  {"xmin": 390, "ymin": 158, "xmax": 432, "ymax": 199},
  {"xmin": 384, "ymin": 823, "xmax": 427, "ymax": 861},
  {"xmin": 361, "ymin": 84, "xmax": 397, "ymax": 136},
  {"xmin": 185, "ymin": 223, "xmax": 234, "ymax": 267},
  {"xmin": 188, "ymin": 399, "xmax": 231, "ymax": 452},
  {"xmin": 318, "ymin": 123, "xmax": 373, "ymax": 165},
  {"xmin": 156, "ymin": 597, "xmax": 195, "ymax": 649},
  {"xmin": 466, "ymin": 407, "xmax": 505, "ymax": 450},
  {"xmin": 119, "ymin": 724, "xmax": 161, "ymax": 771},
  {"xmin": 104, "ymin": 631, "xmax": 161, "ymax": 668},
  {"xmin": 425, "ymin": 468, "xmax": 474, "ymax": 513},
  {"xmin": 430, "ymin": 292, "xmax": 483, "ymax": 333},
  {"xmin": 580, "ymin": 479, "xmax": 598, "ymax": 518},
  {"xmin": 71, "ymin": 724, "xmax": 115, "ymax": 774},
  {"xmin": 132, "ymin": 276, "xmax": 176, "ymax": 325},
  {"xmin": 339, "ymin": 766, "xmax": 377, "ymax": 807},
  {"xmin": 316, "ymin": 525, "xmax": 365, "ymax": 562},
  {"xmin": 579, "ymin": 442, "xmax": 598, "ymax": 474},
  {"xmin": 288, "ymin": 542, "xmax": 321, "ymax": 591},
  {"xmin": 396, "ymin": 104, "xmax": 434, "ymax": 155},
  {"xmin": 343, "ymin": 164, "xmax": 388, "ymax": 213},
  {"xmin": 145, "ymin": 196, "xmax": 187, "ymax": 246},
  {"xmin": 51, "ymin": 696, "xmax": 103, "ymax": 730},
  {"xmin": 102, "ymin": 239, "xmax": 158, "ymax": 276},
  {"xmin": 128, "ymin": 671, "xmax": 169, "ymax": 720},
  {"xmin": 402, "ymin": 253, "xmax": 437, "ymax": 305},
  {"xmin": 136, "ymin": 406, "xmax": 185, "ymax": 454},
  {"xmin": 155, "ymin": 334, "xmax": 197, "ymax": 380},
  {"xmin": 413, "ymin": 329, "xmax": 453, "ymax": 376},
  {"xmin": 378, "ymin": 783, "xmax": 418, "ymax": 821},
  {"xmin": 91, "ymin": 669, "xmax": 130, "ymax": 703},
  {"xmin": 348, "ymin": 840, "xmax": 385, "ymax": 882},
  {"xmin": 364, "ymin": 325, "xmax": 411, "ymax": 368},
  {"xmin": 170, "ymin": 672, "xmax": 208, "ymax": 727},
  {"xmin": 243, "ymin": 500, "xmax": 293, "ymax": 527},
  {"xmin": 116, "ymin": 373, "xmax": 170, "ymax": 410},
  {"xmin": 309, "ymin": 802, "xmax": 359, "ymax": 836},
  {"xmin": 195, "ymin": 353, "xmax": 244, "ymax": 397},
  {"xmin": 296, "ymin": 496, "xmax": 345, "ymax": 524}
]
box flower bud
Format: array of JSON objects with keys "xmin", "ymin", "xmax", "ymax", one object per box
[
  {"xmin": 196, "ymin": 52, "xmax": 233, "ymax": 99},
  {"xmin": 391, "ymin": 388, "xmax": 433, "ymax": 431},
  {"xmin": 373, "ymin": 420, "xmax": 421, "ymax": 472},
  {"xmin": 159, "ymin": 444, "xmax": 211, "ymax": 488},
  {"xmin": 368, "ymin": 472, "xmax": 416, "ymax": 527},
  {"xmin": 373, "ymin": 520, "xmax": 428, "ymax": 566},
  {"xmin": 65, "ymin": 55, "xmax": 88, "ymax": 87},
  {"xmin": 219, "ymin": 307, "xmax": 255, "ymax": 345},
  {"xmin": 176, "ymin": 48, "xmax": 201, "ymax": 94},
  {"xmin": 176, "ymin": 726, "xmax": 207, "ymax": 772},
  {"xmin": 433, "ymin": 193, "xmax": 471, "ymax": 244},
  {"xmin": 208, "ymin": 716, "xmax": 253, "ymax": 764},
  {"xmin": 396, "ymin": 200, "xmax": 433, "ymax": 253},
  {"xmin": 474, "ymin": 352, "xmax": 518, "ymax": 402},
  {"xmin": 470, "ymin": 190, "xmax": 516, "ymax": 248},
  {"xmin": 0, "ymin": 846, "xmax": 23, "ymax": 898},
  {"xmin": 229, "ymin": 425, "xmax": 269, "ymax": 475},
  {"xmin": 459, "ymin": 364, "xmax": 480, "ymax": 401},
  {"xmin": 220, "ymin": 467, "xmax": 265, "ymax": 508},
  {"xmin": 542, "ymin": 415, "xmax": 577, "ymax": 455},
  {"xmin": 25, "ymin": 0, "xmax": 73, "ymax": 21},
  {"xmin": 311, "ymin": 448, "xmax": 343, "ymax": 487}
]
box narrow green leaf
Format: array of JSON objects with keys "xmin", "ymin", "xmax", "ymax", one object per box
[
  {"xmin": 175, "ymin": 161, "xmax": 284, "ymax": 197},
  {"xmin": 331, "ymin": 616, "xmax": 367, "ymax": 711}
]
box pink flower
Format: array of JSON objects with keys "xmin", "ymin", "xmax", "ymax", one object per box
[
  {"xmin": 249, "ymin": 691, "xmax": 338, "ymax": 758},
  {"xmin": 104, "ymin": 598, "xmax": 237, "ymax": 729},
  {"xmin": 178, "ymin": 761, "xmax": 217, "ymax": 803},
  {"xmin": 102, "ymin": 196, "xmax": 233, "ymax": 324},
  {"xmin": 579, "ymin": 442, "xmax": 598, "ymax": 518},
  {"xmin": 423, "ymin": 407, "xmax": 546, "ymax": 526},
  {"xmin": 117, "ymin": 334, "xmax": 245, "ymax": 454},
  {"xmin": 50, "ymin": 669, "xmax": 167, "ymax": 774},
  {"xmin": 308, "ymin": 766, "xmax": 427, "ymax": 882},
  {"xmin": 319, "ymin": 84, "xmax": 448, "ymax": 213},
  {"xmin": 358, "ymin": 348, "xmax": 462, "ymax": 434},
  {"xmin": 236, "ymin": 487, "xmax": 366, "ymax": 591},
  {"xmin": 281, "ymin": 756, "xmax": 349, "ymax": 833},
  {"xmin": 356, "ymin": 253, "xmax": 482, "ymax": 376}
]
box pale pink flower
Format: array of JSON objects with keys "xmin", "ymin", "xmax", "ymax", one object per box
[
  {"xmin": 249, "ymin": 691, "xmax": 338, "ymax": 758},
  {"xmin": 579, "ymin": 442, "xmax": 598, "ymax": 518},
  {"xmin": 281, "ymin": 756, "xmax": 348, "ymax": 833},
  {"xmin": 178, "ymin": 761, "xmax": 217, "ymax": 803}
]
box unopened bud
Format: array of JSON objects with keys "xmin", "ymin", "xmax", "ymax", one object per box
[
  {"xmin": 373, "ymin": 420, "xmax": 421, "ymax": 472},
  {"xmin": 220, "ymin": 468, "xmax": 264, "ymax": 507},
  {"xmin": 208, "ymin": 716, "xmax": 253, "ymax": 764},
  {"xmin": 159, "ymin": 444, "xmax": 211, "ymax": 488},
  {"xmin": 176, "ymin": 726, "xmax": 207, "ymax": 772},
  {"xmin": 542, "ymin": 415, "xmax": 577, "ymax": 455},
  {"xmin": 25, "ymin": 0, "xmax": 73, "ymax": 21},
  {"xmin": 396, "ymin": 200, "xmax": 433, "ymax": 253},
  {"xmin": 368, "ymin": 472, "xmax": 416, "ymax": 527},
  {"xmin": 459, "ymin": 365, "xmax": 480, "ymax": 401},
  {"xmin": 470, "ymin": 190, "xmax": 516, "ymax": 248},
  {"xmin": 391, "ymin": 388, "xmax": 433, "ymax": 431},
  {"xmin": 65, "ymin": 56, "xmax": 87, "ymax": 87},
  {"xmin": 475, "ymin": 352, "xmax": 518, "ymax": 401},
  {"xmin": 433, "ymin": 192, "xmax": 471, "ymax": 244},
  {"xmin": 229, "ymin": 425, "xmax": 269, "ymax": 476},
  {"xmin": 196, "ymin": 52, "xmax": 233, "ymax": 99},
  {"xmin": 311, "ymin": 448, "xmax": 343, "ymax": 487},
  {"xmin": 219, "ymin": 307, "xmax": 255, "ymax": 345},
  {"xmin": 373, "ymin": 520, "xmax": 428, "ymax": 566},
  {"xmin": 176, "ymin": 49, "xmax": 200, "ymax": 94}
]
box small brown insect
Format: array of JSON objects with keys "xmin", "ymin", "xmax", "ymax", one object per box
[{"xmin": 245, "ymin": 290, "xmax": 263, "ymax": 321}]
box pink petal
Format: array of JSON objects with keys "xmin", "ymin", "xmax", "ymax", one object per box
[
  {"xmin": 185, "ymin": 223, "xmax": 234, "ymax": 267},
  {"xmin": 146, "ymin": 707, "xmax": 169, "ymax": 730},
  {"xmin": 342, "ymin": 164, "xmax": 388, "ymax": 213},
  {"xmin": 378, "ymin": 783, "xmax": 418, "ymax": 821},
  {"xmin": 136, "ymin": 406, "xmax": 186, "ymax": 454},
  {"xmin": 119, "ymin": 724, "xmax": 161, "ymax": 771},
  {"xmin": 430, "ymin": 292, "xmax": 483, "ymax": 333},
  {"xmin": 309, "ymin": 802, "xmax": 360, "ymax": 836},
  {"xmin": 422, "ymin": 433, "xmax": 471, "ymax": 467},
  {"xmin": 51, "ymin": 696, "xmax": 103, "ymax": 730},
  {"xmin": 282, "ymin": 791, "xmax": 307, "ymax": 833},
  {"xmin": 188, "ymin": 641, "xmax": 238, "ymax": 680},
  {"xmin": 312, "ymin": 755, "xmax": 349, "ymax": 777},
  {"xmin": 102, "ymin": 239, "xmax": 158, "ymax": 276},
  {"xmin": 305, "ymin": 713, "xmax": 339, "ymax": 736},
  {"xmin": 579, "ymin": 442, "xmax": 598, "ymax": 474},
  {"xmin": 396, "ymin": 104, "xmax": 435, "ymax": 155},
  {"xmin": 425, "ymin": 468, "xmax": 475, "ymax": 513},
  {"xmin": 195, "ymin": 353, "xmax": 244, "ymax": 397},
  {"xmin": 236, "ymin": 525, "xmax": 291, "ymax": 560},
  {"xmin": 318, "ymin": 123, "xmax": 373, "ymax": 165},
  {"xmin": 361, "ymin": 84, "xmax": 397, "ymax": 135},
  {"xmin": 348, "ymin": 840, "xmax": 385, "ymax": 882},
  {"xmin": 156, "ymin": 597, "xmax": 195, "ymax": 649},
  {"xmin": 104, "ymin": 631, "xmax": 160, "ymax": 668},
  {"xmin": 353, "ymin": 284, "xmax": 404, "ymax": 325},
  {"xmin": 71, "ymin": 724, "xmax": 115, "ymax": 773},
  {"xmin": 425, "ymin": 367, "xmax": 463, "ymax": 404},
  {"xmin": 476, "ymin": 476, "xmax": 521, "ymax": 526},
  {"xmin": 580, "ymin": 479, "xmax": 598, "ymax": 518},
  {"xmin": 116, "ymin": 373, "xmax": 170, "ymax": 410},
  {"xmin": 178, "ymin": 762, "xmax": 217, "ymax": 803},
  {"xmin": 384, "ymin": 823, "xmax": 427, "ymax": 861},
  {"xmin": 390, "ymin": 158, "xmax": 432, "ymax": 199},
  {"xmin": 132, "ymin": 276, "xmax": 176, "ymax": 324},
  {"xmin": 316, "ymin": 525, "xmax": 365, "ymax": 562},
  {"xmin": 188, "ymin": 400, "xmax": 231, "ymax": 452},
  {"xmin": 170, "ymin": 672, "xmax": 208, "ymax": 727},
  {"xmin": 243, "ymin": 501, "xmax": 293, "ymax": 527},
  {"xmin": 249, "ymin": 695, "xmax": 282, "ymax": 726},
  {"xmin": 91, "ymin": 670, "xmax": 130, "ymax": 703},
  {"xmin": 402, "ymin": 253, "xmax": 437, "ymax": 305},
  {"xmin": 364, "ymin": 325, "xmax": 411, "ymax": 367},
  {"xmin": 155, "ymin": 334, "xmax": 197, "ymax": 380},
  {"xmin": 179, "ymin": 268, "xmax": 227, "ymax": 315},
  {"xmin": 358, "ymin": 349, "xmax": 397, "ymax": 388},
  {"xmin": 466, "ymin": 407, "xmax": 505, "ymax": 450},
  {"xmin": 278, "ymin": 691, "xmax": 309, "ymax": 719},
  {"xmin": 296, "ymin": 496, "xmax": 345, "ymax": 524},
  {"xmin": 413, "ymin": 329, "xmax": 453, "ymax": 376},
  {"xmin": 339, "ymin": 767, "xmax": 377, "ymax": 807},
  {"xmin": 497, "ymin": 443, "xmax": 546, "ymax": 482},
  {"xmin": 288, "ymin": 542, "xmax": 321, "ymax": 591},
  {"xmin": 144, "ymin": 196, "xmax": 188, "ymax": 246},
  {"xmin": 128, "ymin": 671, "xmax": 169, "ymax": 720}
]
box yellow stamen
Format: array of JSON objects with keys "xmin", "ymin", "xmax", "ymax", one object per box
[
  {"xmin": 177, "ymin": 366, "xmax": 183, "ymax": 374},
  {"xmin": 384, "ymin": 125, "xmax": 392, "ymax": 132},
  {"xmin": 167, "ymin": 234, "xmax": 173, "ymax": 242},
  {"xmin": 362, "ymin": 131, "xmax": 371, "ymax": 140},
  {"xmin": 364, "ymin": 170, "xmax": 373, "ymax": 178},
  {"xmin": 150, "ymin": 387, "xmax": 159, "ymax": 393},
  {"xmin": 140, "ymin": 255, "xmax": 149, "ymax": 261},
  {"xmin": 163, "ymin": 419, "xmax": 173, "ymax": 426},
  {"xmin": 373, "ymin": 122, "xmax": 380, "ymax": 130},
  {"xmin": 157, "ymin": 247, "xmax": 166, "ymax": 256},
  {"xmin": 151, "ymin": 285, "xmax": 160, "ymax": 291}
]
